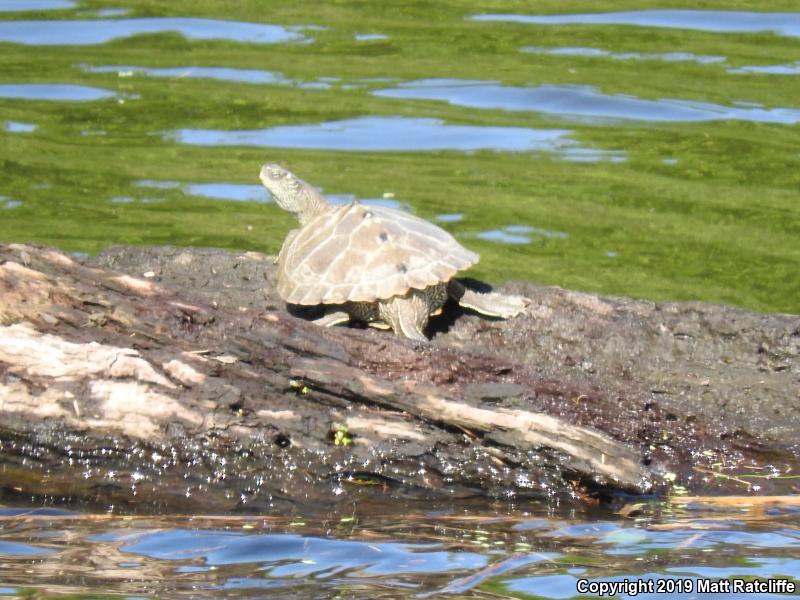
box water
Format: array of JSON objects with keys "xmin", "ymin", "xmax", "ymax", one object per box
[
  {"xmin": 470, "ymin": 10, "xmax": 800, "ymax": 38},
  {"xmin": 0, "ymin": 503, "xmax": 797, "ymax": 597},
  {"xmin": 354, "ymin": 33, "xmax": 389, "ymax": 41},
  {"xmin": 135, "ymin": 179, "xmax": 271, "ymax": 203},
  {"xmin": 730, "ymin": 62, "xmax": 800, "ymax": 75},
  {"xmin": 3, "ymin": 121, "xmax": 36, "ymax": 132},
  {"xmin": 0, "ymin": 83, "xmax": 118, "ymax": 101},
  {"xmin": 82, "ymin": 63, "xmax": 336, "ymax": 89},
  {"xmin": 0, "ymin": 18, "xmax": 312, "ymax": 45},
  {"xmin": 0, "ymin": 195, "xmax": 22, "ymax": 209},
  {"xmin": 522, "ymin": 46, "xmax": 727, "ymax": 65},
  {"xmin": 476, "ymin": 225, "xmax": 569, "ymax": 245},
  {"xmin": 1, "ymin": 2, "xmax": 800, "ymax": 595},
  {"xmin": 171, "ymin": 116, "xmax": 626, "ymax": 160},
  {"xmin": 0, "ymin": 0, "xmax": 75, "ymax": 11},
  {"xmin": 2, "ymin": 3, "xmax": 797, "ymax": 313},
  {"xmin": 375, "ymin": 79, "xmax": 800, "ymax": 124}
]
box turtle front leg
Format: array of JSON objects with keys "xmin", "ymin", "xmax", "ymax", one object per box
[
  {"xmin": 379, "ymin": 292, "xmax": 430, "ymax": 342},
  {"xmin": 447, "ymin": 280, "xmax": 530, "ymax": 319}
]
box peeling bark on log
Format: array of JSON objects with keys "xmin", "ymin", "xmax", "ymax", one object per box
[{"xmin": 1, "ymin": 244, "xmax": 798, "ymax": 512}]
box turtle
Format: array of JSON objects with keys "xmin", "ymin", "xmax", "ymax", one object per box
[{"xmin": 260, "ymin": 163, "xmax": 530, "ymax": 341}]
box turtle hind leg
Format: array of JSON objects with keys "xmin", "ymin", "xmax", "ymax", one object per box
[
  {"xmin": 379, "ymin": 292, "xmax": 430, "ymax": 342},
  {"xmin": 447, "ymin": 280, "xmax": 530, "ymax": 319}
]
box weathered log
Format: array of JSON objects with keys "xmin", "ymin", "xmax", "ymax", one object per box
[{"xmin": 1, "ymin": 243, "xmax": 798, "ymax": 512}]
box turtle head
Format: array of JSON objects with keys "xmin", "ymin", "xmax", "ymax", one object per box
[{"xmin": 259, "ymin": 163, "xmax": 329, "ymax": 225}]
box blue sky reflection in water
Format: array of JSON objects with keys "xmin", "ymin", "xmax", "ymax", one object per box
[
  {"xmin": 3, "ymin": 121, "xmax": 36, "ymax": 132},
  {"xmin": 470, "ymin": 10, "xmax": 800, "ymax": 38},
  {"xmin": 0, "ymin": 0, "xmax": 75, "ymax": 11},
  {"xmin": 170, "ymin": 116, "xmax": 625, "ymax": 161},
  {"xmin": 521, "ymin": 46, "xmax": 726, "ymax": 65},
  {"xmin": 374, "ymin": 80, "xmax": 800, "ymax": 124},
  {"xmin": 1, "ymin": 511, "xmax": 797, "ymax": 597},
  {"xmin": 115, "ymin": 529, "xmax": 488, "ymax": 576},
  {"xmin": 0, "ymin": 18, "xmax": 311, "ymax": 45},
  {"xmin": 0, "ymin": 83, "xmax": 118, "ymax": 101},
  {"xmin": 82, "ymin": 64, "xmax": 340, "ymax": 90}
]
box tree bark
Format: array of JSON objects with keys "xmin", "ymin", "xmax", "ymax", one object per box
[{"xmin": 1, "ymin": 244, "xmax": 797, "ymax": 512}]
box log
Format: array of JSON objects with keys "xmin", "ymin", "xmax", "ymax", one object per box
[{"xmin": 1, "ymin": 243, "xmax": 798, "ymax": 512}]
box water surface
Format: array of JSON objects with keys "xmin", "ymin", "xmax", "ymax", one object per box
[
  {"xmin": 522, "ymin": 46, "xmax": 726, "ymax": 65},
  {"xmin": 375, "ymin": 80, "xmax": 800, "ymax": 124},
  {"xmin": 3, "ymin": 121, "xmax": 36, "ymax": 132},
  {"xmin": 0, "ymin": 18, "xmax": 311, "ymax": 45},
  {"xmin": 0, "ymin": 0, "xmax": 74, "ymax": 11},
  {"xmin": 0, "ymin": 504, "xmax": 797, "ymax": 598},
  {"xmin": 470, "ymin": 10, "xmax": 800, "ymax": 38},
  {"xmin": 170, "ymin": 116, "xmax": 625, "ymax": 161},
  {"xmin": 0, "ymin": 0, "xmax": 798, "ymax": 315},
  {"xmin": 0, "ymin": 83, "xmax": 118, "ymax": 101}
]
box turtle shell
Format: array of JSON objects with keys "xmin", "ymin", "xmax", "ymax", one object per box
[{"xmin": 277, "ymin": 202, "xmax": 479, "ymax": 305}]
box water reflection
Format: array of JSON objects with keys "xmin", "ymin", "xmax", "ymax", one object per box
[
  {"xmin": 84, "ymin": 64, "xmax": 293, "ymax": 85},
  {"xmin": 134, "ymin": 180, "xmax": 271, "ymax": 203},
  {"xmin": 0, "ymin": 508, "xmax": 797, "ymax": 598},
  {"xmin": 374, "ymin": 79, "xmax": 800, "ymax": 124},
  {"xmin": 730, "ymin": 62, "xmax": 800, "ymax": 75},
  {"xmin": 0, "ymin": 83, "xmax": 118, "ymax": 101},
  {"xmin": 435, "ymin": 213, "xmax": 464, "ymax": 223},
  {"xmin": 4, "ymin": 121, "xmax": 36, "ymax": 132},
  {"xmin": 133, "ymin": 179, "xmax": 407, "ymax": 208},
  {"xmin": 470, "ymin": 10, "xmax": 800, "ymax": 38},
  {"xmin": 522, "ymin": 46, "xmax": 726, "ymax": 65},
  {"xmin": 170, "ymin": 115, "xmax": 625, "ymax": 161},
  {"xmin": 0, "ymin": 0, "xmax": 74, "ymax": 11},
  {"xmin": 81, "ymin": 64, "xmax": 335, "ymax": 89},
  {"xmin": 0, "ymin": 18, "xmax": 312, "ymax": 46},
  {"xmin": 354, "ymin": 33, "xmax": 389, "ymax": 41},
  {"xmin": 476, "ymin": 225, "xmax": 568, "ymax": 245},
  {"xmin": 1, "ymin": 196, "xmax": 22, "ymax": 209},
  {"xmin": 0, "ymin": 541, "xmax": 55, "ymax": 556},
  {"xmin": 185, "ymin": 183, "xmax": 269, "ymax": 203},
  {"xmin": 117, "ymin": 529, "xmax": 488, "ymax": 575},
  {"xmin": 328, "ymin": 193, "xmax": 410, "ymax": 211}
]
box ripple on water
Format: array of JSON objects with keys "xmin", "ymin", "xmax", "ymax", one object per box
[
  {"xmin": 0, "ymin": 83, "xmax": 118, "ymax": 101},
  {"xmin": 470, "ymin": 10, "xmax": 800, "ymax": 38},
  {"xmin": 522, "ymin": 46, "xmax": 726, "ymax": 65},
  {"xmin": 169, "ymin": 116, "xmax": 625, "ymax": 162},
  {"xmin": 373, "ymin": 79, "xmax": 800, "ymax": 124},
  {"xmin": 112, "ymin": 529, "xmax": 488, "ymax": 576},
  {"xmin": 0, "ymin": 18, "xmax": 312, "ymax": 45},
  {"xmin": 0, "ymin": 0, "xmax": 75, "ymax": 11}
]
